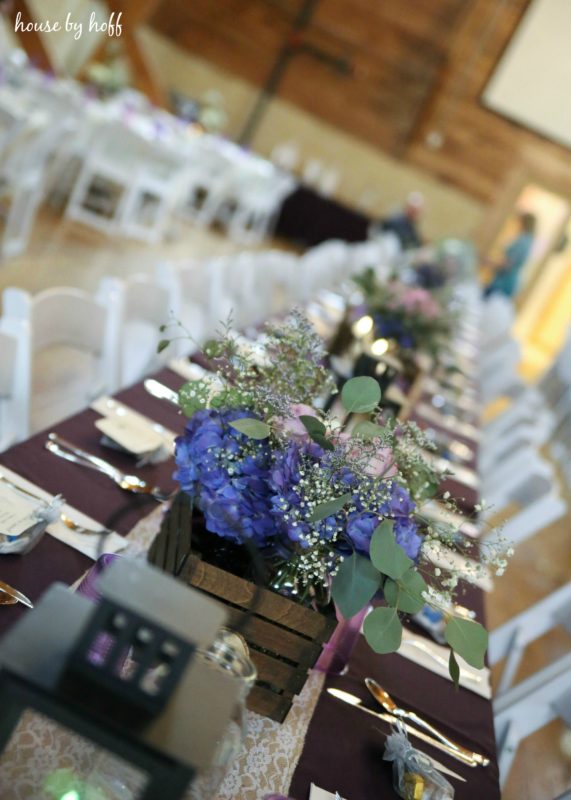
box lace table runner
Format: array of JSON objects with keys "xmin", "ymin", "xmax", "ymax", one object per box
[{"xmin": 0, "ymin": 506, "xmax": 325, "ymax": 799}]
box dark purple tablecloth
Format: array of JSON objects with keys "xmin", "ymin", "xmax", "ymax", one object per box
[
  {"xmin": 0, "ymin": 367, "xmax": 185, "ymax": 637},
  {"xmin": 0, "ymin": 362, "xmax": 499, "ymax": 799},
  {"xmin": 275, "ymin": 186, "xmax": 371, "ymax": 247}
]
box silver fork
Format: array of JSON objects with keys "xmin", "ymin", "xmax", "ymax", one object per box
[{"xmin": 45, "ymin": 433, "xmax": 171, "ymax": 502}]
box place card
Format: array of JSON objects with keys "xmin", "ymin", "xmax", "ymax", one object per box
[
  {"xmin": 91, "ymin": 396, "xmax": 175, "ymax": 463},
  {"xmin": 310, "ymin": 784, "xmax": 346, "ymax": 800}
]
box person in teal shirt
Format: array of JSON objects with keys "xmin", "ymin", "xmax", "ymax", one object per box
[{"xmin": 484, "ymin": 212, "xmax": 536, "ymax": 298}]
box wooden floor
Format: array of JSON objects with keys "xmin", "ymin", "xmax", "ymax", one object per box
[
  {"xmin": 2, "ymin": 210, "xmax": 571, "ymax": 798},
  {"xmin": 487, "ymin": 451, "xmax": 571, "ymax": 799}
]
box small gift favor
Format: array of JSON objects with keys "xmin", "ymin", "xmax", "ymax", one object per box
[
  {"xmin": 384, "ymin": 723, "xmax": 454, "ymax": 800},
  {"xmin": 0, "ymin": 482, "xmax": 64, "ymax": 555}
]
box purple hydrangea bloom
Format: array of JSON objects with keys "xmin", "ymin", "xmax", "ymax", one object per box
[
  {"xmin": 346, "ymin": 511, "xmax": 379, "ymax": 554},
  {"xmin": 394, "ymin": 516, "xmax": 422, "ymax": 560},
  {"xmin": 174, "ymin": 408, "xmax": 274, "ymax": 546}
]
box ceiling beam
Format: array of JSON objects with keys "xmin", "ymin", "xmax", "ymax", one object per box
[
  {"xmin": 83, "ymin": 0, "xmax": 166, "ymax": 107},
  {"xmin": 8, "ymin": 0, "xmax": 54, "ymax": 73}
]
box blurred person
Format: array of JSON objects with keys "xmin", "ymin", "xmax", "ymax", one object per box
[
  {"xmin": 372, "ymin": 191, "xmax": 425, "ymax": 250},
  {"xmin": 483, "ymin": 211, "xmax": 536, "ymax": 299}
]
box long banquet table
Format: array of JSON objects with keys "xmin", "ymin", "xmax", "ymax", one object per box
[{"xmin": 0, "ymin": 365, "xmax": 501, "ymax": 799}]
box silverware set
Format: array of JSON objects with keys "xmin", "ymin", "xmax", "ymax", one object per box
[
  {"xmin": 0, "ymin": 473, "xmax": 112, "ymax": 538},
  {"xmin": 328, "ymin": 675, "xmax": 491, "ymax": 777},
  {"xmin": 45, "ymin": 433, "xmax": 171, "ymax": 502}
]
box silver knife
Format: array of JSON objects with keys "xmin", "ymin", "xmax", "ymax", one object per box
[
  {"xmin": 144, "ymin": 379, "xmax": 180, "ymax": 407},
  {"xmin": 0, "ymin": 579, "xmax": 34, "ymax": 609},
  {"xmin": 327, "ymin": 688, "xmax": 468, "ymax": 780}
]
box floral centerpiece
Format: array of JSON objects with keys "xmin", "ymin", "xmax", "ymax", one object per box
[
  {"xmin": 161, "ymin": 312, "xmax": 505, "ymax": 680},
  {"xmin": 352, "ymin": 267, "xmax": 454, "ymax": 359}
]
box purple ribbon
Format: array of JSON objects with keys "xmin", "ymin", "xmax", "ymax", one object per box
[{"xmin": 315, "ymin": 604, "xmax": 369, "ymax": 676}]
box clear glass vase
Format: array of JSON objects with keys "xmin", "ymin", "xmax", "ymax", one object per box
[{"xmin": 188, "ymin": 628, "xmax": 257, "ymax": 799}]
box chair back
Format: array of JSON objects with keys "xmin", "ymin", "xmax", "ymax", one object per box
[
  {"xmin": 98, "ymin": 275, "xmax": 172, "ymax": 388},
  {"xmin": 0, "ymin": 317, "xmax": 30, "ymax": 448},
  {"xmin": 2, "ymin": 286, "xmax": 117, "ymax": 431}
]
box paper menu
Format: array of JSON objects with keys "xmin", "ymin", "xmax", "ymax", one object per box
[{"xmin": 0, "ymin": 482, "xmax": 42, "ymax": 537}]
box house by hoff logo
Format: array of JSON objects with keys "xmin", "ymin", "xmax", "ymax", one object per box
[{"xmin": 14, "ymin": 11, "xmax": 123, "ymax": 41}]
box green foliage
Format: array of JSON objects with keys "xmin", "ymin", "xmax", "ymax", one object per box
[
  {"xmin": 449, "ymin": 650, "xmax": 460, "ymax": 690},
  {"xmin": 341, "ymin": 376, "xmax": 381, "ymax": 414},
  {"xmin": 157, "ymin": 339, "xmax": 170, "ymax": 354},
  {"xmin": 444, "ymin": 617, "xmax": 488, "ymax": 670},
  {"xmin": 352, "ymin": 420, "xmax": 386, "ymax": 440},
  {"xmin": 300, "ymin": 415, "xmax": 334, "ymax": 451},
  {"xmin": 228, "ymin": 419, "xmax": 271, "ymax": 440},
  {"xmin": 363, "ymin": 606, "xmax": 403, "ymax": 654},
  {"xmin": 370, "ymin": 520, "xmax": 413, "ymax": 580},
  {"xmin": 308, "ymin": 492, "xmax": 353, "ymax": 522},
  {"xmin": 383, "ymin": 569, "xmax": 427, "ymax": 614},
  {"xmin": 178, "ymin": 381, "xmax": 211, "ymax": 417},
  {"xmin": 331, "ymin": 552, "xmax": 381, "ymax": 619}
]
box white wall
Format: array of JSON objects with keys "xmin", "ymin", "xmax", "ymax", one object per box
[{"xmin": 483, "ymin": 0, "xmax": 571, "ymax": 149}]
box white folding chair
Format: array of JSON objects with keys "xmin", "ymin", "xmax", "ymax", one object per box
[
  {"xmin": 2, "ymin": 287, "xmax": 118, "ymax": 435},
  {"xmin": 494, "ymin": 651, "xmax": 571, "ymax": 788},
  {"xmin": 0, "ymin": 317, "xmax": 30, "ymax": 450},
  {"xmin": 490, "ymin": 581, "xmax": 571, "ymax": 696},
  {"xmin": 481, "ymin": 442, "xmax": 556, "ymax": 517},
  {"xmin": 98, "ymin": 275, "xmax": 173, "ymax": 389},
  {"xmin": 496, "ymin": 489, "xmax": 567, "ymax": 547},
  {"xmin": 155, "ymin": 260, "xmax": 209, "ymax": 355}
]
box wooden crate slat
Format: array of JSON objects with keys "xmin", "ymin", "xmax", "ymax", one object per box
[
  {"xmin": 222, "ymin": 606, "xmax": 323, "ymax": 665},
  {"xmin": 188, "ymin": 557, "xmax": 335, "ymax": 641},
  {"xmin": 250, "ymin": 649, "xmax": 310, "ymax": 695},
  {"xmin": 247, "ymin": 685, "xmax": 294, "ymax": 724}
]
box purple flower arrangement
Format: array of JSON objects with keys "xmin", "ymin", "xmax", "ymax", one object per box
[
  {"xmin": 165, "ymin": 312, "xmax": 492, "ymax": 678},
  {"xmin": 353, "ymin": 269, "xmax": 454, "ymax": 358}
]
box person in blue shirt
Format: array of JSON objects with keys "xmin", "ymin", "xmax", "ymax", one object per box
[{"xmin": 484, "ymin": 212, "xmax": 536, "ymax": 298}]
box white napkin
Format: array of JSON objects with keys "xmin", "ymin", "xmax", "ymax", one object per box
[
  {"xmin": 310, "ymin": 784, "xmax": 346, "ymax": 800},
  {"xmin": 91, "ymin": 396, "xmax": 175, "ymax": 462},
  {"xmin": 168, "ymin": 358, "xmax": 210, "ymax": 381},
  {"xmin": 397, "ymin": 627, "xmax": 492, "ymax": 699},
  {"xmin": 422, "ymin": 501, "xmax": 480, "ymax": 539},
  {"xmin": 415, "ymin": 402, "xmax": 480, "ymax": 442},
  {"xmin": 422, "ymin": 540, "xmax": 493, "ymax": 592},
  {"xmin": 423, "ymin": 451, "xmax": 480, "ymax": 491},
  {"xmin": 0, "ymin": 466, "xmax": 127, "ymax": 560}
]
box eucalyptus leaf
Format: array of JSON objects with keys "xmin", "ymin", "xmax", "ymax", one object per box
[
  {"xmin": 312, "ymin": 433, "xmax": 335, "ymax": 451},
  {"xmin": 300, "ymin": 415, "xmax": 326, "ymax": 436},
  {"xmin": 157, "ymin": 339, "xmax": 170, "ymax": 354},
  {"xmin": 331, "ymin": 552, "xmax": 381, "ymax": 619},
  {"xmin": 449, "ymin": 649, "xmax": 460, "ymax": 689},
  {"xmin": 370, "ymin": 520, "xmax": 413, "ymax": 580},
  {"xmin": 444, "ymin": 617, "xmax": 488, "ymax": 670},
  {"xmin": 308, "ymin": 492, "xmax": 353, "ymax": 522},
  {"xmin": 363, "ymin": 606, "xmax": 403, "ymax": 654},
  {"xmin": 383, "ymin": 569, "xmax": 427, "ymax": 614},
  {"xmin": 228, "ymin": 418, "xmax": 271, "ymax": 440},
  {"xmin": 341, "ymin": 376, "xmax": 381, "ymax": 414},
  {"xmin": 352, "ymin": 421, "xmax": 385, "ymax": 440}
]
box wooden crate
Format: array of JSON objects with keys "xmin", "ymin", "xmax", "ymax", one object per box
[{"xmin": 148, "ymin": 494, "xmax": 337, "ymax": 723}]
